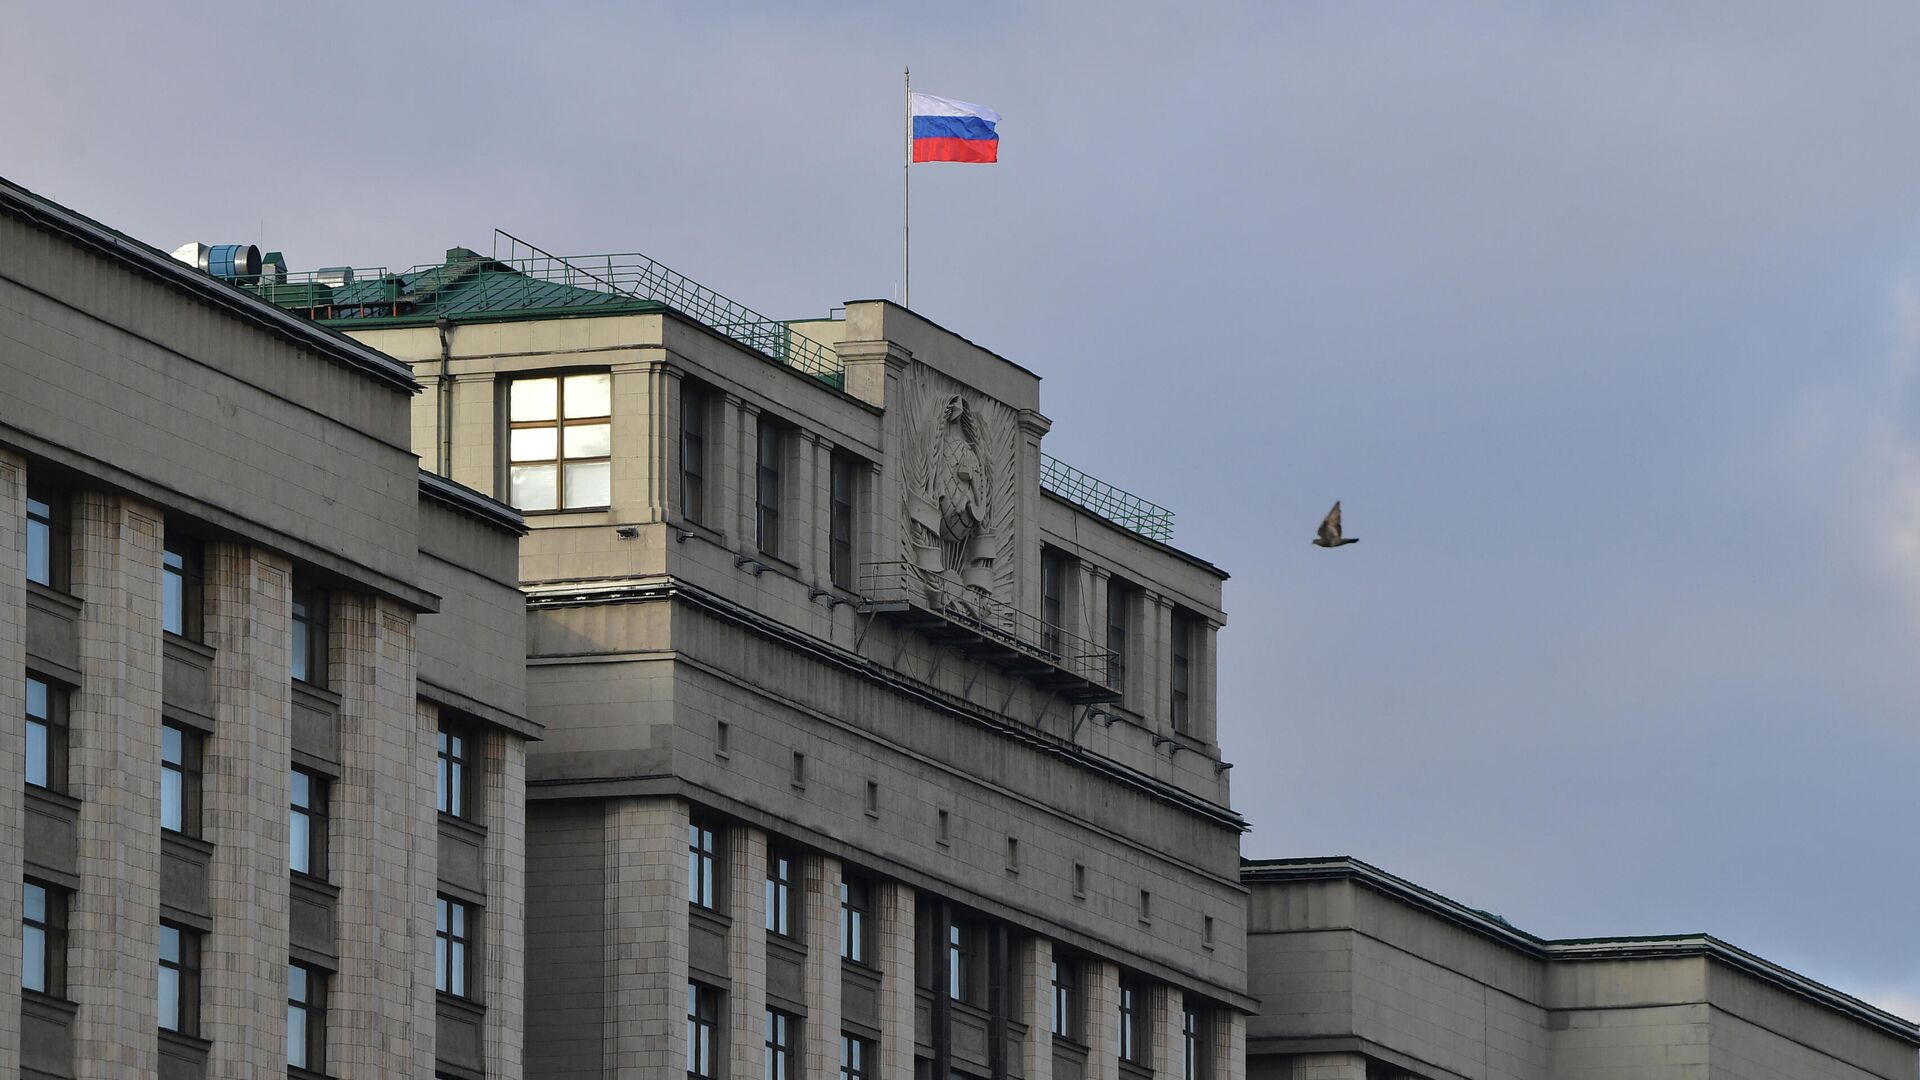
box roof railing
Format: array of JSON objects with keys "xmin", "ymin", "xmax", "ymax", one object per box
[{"xmin": 1040, "ymin": 454, "xmax": 1175, "ymax": 542}]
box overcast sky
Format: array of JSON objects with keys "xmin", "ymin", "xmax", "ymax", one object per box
[{"xmin": 5, "ymin": 2, "xmax": 1916, "ymax": 1019}]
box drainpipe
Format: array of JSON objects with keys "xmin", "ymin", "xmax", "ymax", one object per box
[{"xmin": 435, "ymin": 316, "xmax": 454, "ymax": 477}]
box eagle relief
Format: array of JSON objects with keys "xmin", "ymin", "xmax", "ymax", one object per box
[{"xmin": 901, "ymin": 372, "xmax": 1018, "ymax": 616}]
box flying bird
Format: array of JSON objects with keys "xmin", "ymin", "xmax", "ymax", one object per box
[{"xmin": 1313, "ymin": 502, "xmax": 1358, "ymax": 548}]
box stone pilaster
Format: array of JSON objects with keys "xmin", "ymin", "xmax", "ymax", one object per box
[
  {"xmin": 804, "ymin": 434, "xmax": 833, "ymax": 586},
  {"xmin": 736, "ymin": 399, "xmax": 762, "ymax": 551},
  {"xmin": 1150, "ymin": 984, "xmax": 1184, "ymax": 1078},
  {"xmin": 874, "ymin": 880, "xmax": 917, "ymax": 1080},
  {"xmin": 1014, "ymin": 409, "xmax": 1052, "ymax": 619},
  {"xmin": 482, "ymin": 729, "xmax": 528, "ymax": 1077},
  {"xmin": 328, "ymin": 595, "xmax": 431, "ymax": 1076},
  {"xmin": 1288, "ymin": 1050, "xmax": 1358, "ymax": 1080},
  {"xmin": 612, "ymin": 359, "xmax": 673, "ymax": 524},
  {"xmin": 1016, "ymin": 936, "xmax": 1052, "ymax": 1080},
  {"xmin": 801, "ymin": 854, "xmax": 844, "ymax": 1080},
  {"xmin": 450, "ymin": 372, "xmax": 500, "ymax": 498},
  {"xmin": 0, "ymin": 452, "xmax": 25, "ymax": 1075},
  {"xmin": 68, "ymin": 492, "xmax": 165, "ymax": 1079},
  {"xmin": 1198, "ymin": 620, "xmax": 1221, "ymax": 747},
  {"xmin": 202, "ymin": 543, "xmax": 294, "ymax": 1077},
  {"xmin": 605, "ymin": 796, "xmax": 690, "ymax": 1077},
  {"xmin": 1147, "ymin": 595, "xmax": 1174, "ymax": 728},
  {"xmin": 1083, "ymin": 565, "xmax": 1111, "ymax": 676},
  {"xmin": 724, "ymin": 824, "xmax": 767, "ymax": 1080},
  {"xmin": 1083, "ymin": 960, "xmax": 1121, "ymax": 1080},
  {"xmin": 1214, "ymin": 1011, "xmax": 1247, "ymax": 1080},
  {"xmin": 715, "ymin": 394, "xmax": 745, "ymax": 549},
  {"xmin": 787, "ymin": 430, "xmax": 818, "ymax": 577}
]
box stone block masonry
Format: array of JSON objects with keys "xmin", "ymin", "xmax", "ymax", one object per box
[
  {"xmin": 605, "ymin": 796, "xmax": 691, "ymax": 1077},
  {"xmin": 0, "ymin": 452, "xmax": 26, "ymax": 1076}
]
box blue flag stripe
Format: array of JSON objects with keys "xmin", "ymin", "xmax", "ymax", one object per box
[{"xmin": 912, "ymin": 115, "xmax": 998, "ymax": 141}]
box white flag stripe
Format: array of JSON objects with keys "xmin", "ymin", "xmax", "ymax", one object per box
[{"xmin": 909, "ymin": 93, "xmax": 1001, "ymax": 125}]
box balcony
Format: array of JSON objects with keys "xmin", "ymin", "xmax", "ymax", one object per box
[{"xmin": 858, "ymin": 562, "xmax": 1121, "ymax": 704}]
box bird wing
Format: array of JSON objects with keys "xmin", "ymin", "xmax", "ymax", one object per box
[{"xmin": 1317, "ymin": 501, "xmax": 1343, "ymax": 543}]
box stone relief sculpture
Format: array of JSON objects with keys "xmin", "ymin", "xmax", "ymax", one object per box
[{"xmin": 900, "ymin": 367, "xmax": 1018, "ymax": 617}]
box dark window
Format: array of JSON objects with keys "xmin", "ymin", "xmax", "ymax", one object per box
[
  {"xmin": 688, "ymin": 821, "xmax": 717, "ymax": 910},
  {"xmin": 765, "ymin": 1008, "xmax": 795, "ymax": 1080},
  {"xmin": 435, "ymin": 896, "xmax": 471, "ymax": 998},
  {"xmin": 1051, "ymin": 957, "xmax": 1079, "ymax": 1039},
  {"xmin": 840, "ymin": 1033, "xmax": 871, "ymax": 1080},
  {"xmin": 158, "ymin": 923, "xmax": 199, "ymax": 1033},
  {"xmin": 1183, "ymin": 1006, "xmax": 1206, "ymax": 1080},
  {"xmin": 437, "ymin": 723, "xmax": 469, "ymax": 818},
  {"xmin": 687, "ymin": 982, "xmax": 720, "ymax": 1079},
  {"xmin": 840, "ymin": 878, "xmax": 869, "ymax": 963},
  {"xmin": 507, "ymin": 373, "xmax": 613, "ymax": 511},
  {"xmin": 765, "ymin": 852, "xmax": 793, "ymax": 937},
  {"xmin": 26, "ymin": 489, "xmax": 65, "ymax": 589},
  {"xmin": 291, "ymin": 580, "xmax": 329, "ymax": 686},
  {"xmin": 830, "ymin": 452, "xmax": 858, "ymax": 590},
  {"xmin": 26, "ymin": 676, "xmax": 66, "ymax": 792},
  {"xmin": 288, "ymin": 962, "xmax": 327, "ymax": 1072},
  {"xmin": 161, "ymin": 723, "xmax": 201, "ymax": 836},
  {"xmin": 1106, "ymin": 577, "xmax": 1133, "ymax": 693},
  {"xmin": 1118, "ymin": 978, "xmax": 1146, "ymax": 1063},
  {"xmin": 948, "ymin": 920, "xmax": 978, "ymax": 1004},
  {"xmin": 681, "ymin": 384, "xmax": 709, "ymax": 525},
  {"xmin": 162, "ymin": 536, "xmax": 203, "ymax": 639},
  {"xmin": 1170, "ymin": 608, "xmax": 1197, "ymax": 734},
  {"xmin": 756, "ymin": 415, "xmax": 784, "ymax": 556},
  {"xmin": 23, "ymin": 880, "xmax": 64, "ymax": 995},
  {"xmin": 290, "ymin": 768, "xmax": 327, "ymax": 879},
  {"xmin": 1041, "ymin": 548, "xmax": 1070, "ymax": 655}
]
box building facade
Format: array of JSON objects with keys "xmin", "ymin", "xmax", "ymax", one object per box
[{"xmin": 0, "ymin": 179, "xmax": 536, "ymax": 1080}]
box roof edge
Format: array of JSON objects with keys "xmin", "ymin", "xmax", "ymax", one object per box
[{"xmin": 418, "ymin": 470, "xmax": 527, "ymax": 535}]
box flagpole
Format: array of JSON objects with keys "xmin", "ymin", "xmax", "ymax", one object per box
[{"xmin": 903, "ymin": 65, "xmax": 911, "ymax": 310}]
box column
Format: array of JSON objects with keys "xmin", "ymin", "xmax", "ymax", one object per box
[
  {"xmin": 801, "ymin": 854, "xmax": 844, "ymax": 1080},
  {"xmin": 449, "ymin": 372, "xmax": 500, "ymax": 498},
  {"xmin": 0, "ymin": 453, "xmax": 25, "ymax": 1075},
  {"xmin": 1214, "ymin": 1011, "xmax": 1247, "ymax": 1080},
  {"xmin": 68, "ymin": 492, "xmax": 165, "ymax": 1079},
  {"xmin": 612, "ymin": 359, "xmax": 673, "ymax": 524},
  {"xmin": 808, "ymin": 437, "xmax": 835, "ymax": 586},
  {"xmin": 605, "ymin": 796, "xmax": 690, "ymax": 1078},
  {"xmin": 1197, "ymin": 620, "xmax": 1222, "ymax": 747},
  {"xmin": 736, "ymin": 399, "xmax": 762, "ymax": 551},
  {"xmin": 715, "ymin": 394, "xmax": 744, "ymax": 549},
  {"xmin": 787, "ymin": 431, "xmax": 819, "ymax": 573},
  {"xmin": 1014, "ymin": 410, "xmax": 1052, "ymax": 618},
  {"xmin": 874, "ymin": 881, "xmax": 917, "ymax": 1080},
  {"xmin": 1084, "ymin": 566, "xmax": 1111, "ymax": 690},
  {"xmin": 482, "ymin": 729, "xmax": 528, "ymax": 1077},
  {"xmin": 1146, "ymin": 595, "xmax": 1174, "ymax": 727},
  {"xmin": 724, "ymin": 825, "xmax": 767, "ymax": 1080},
  {"xmin": 1015, "ymin": 937, "xmax": 1052, "ymax": 1080},
  {"xmin": 328, "ymin": 595, "xmax": 431, "ymax": 1076},
  {"xmin": 863, "ymin": 460, "xmax": 886, "ymax": 594},
  {"xmin": 1083, "ymin": 960, "xmax": 1120, "ymax": 1080},
  {"xmin": 202, "ymin": 544, "xmax": 294, "ymax": 1076},
  {"xmin": 1150, "ymin": 985, "xmax": 1183, "ymax": 1078}
]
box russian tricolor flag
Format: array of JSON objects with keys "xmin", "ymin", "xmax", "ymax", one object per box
[{"xmin": 911, "ymin": 93, "xmax": 1001, "ymax": 163}]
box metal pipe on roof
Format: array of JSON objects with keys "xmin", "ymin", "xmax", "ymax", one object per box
[{"xmin": 436, "ymin": 316, "xmax": 454, "ymax": 478}]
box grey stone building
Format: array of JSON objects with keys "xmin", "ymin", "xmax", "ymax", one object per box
[
  {"xmin": 280, "ymin": 242, "xmax": 1254, "ymax": 1080},
  {"xmin": 0, "ymin": 178, "xmax": 537, "ymax": 1079}
]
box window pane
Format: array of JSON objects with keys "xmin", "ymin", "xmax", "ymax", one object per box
[
  {"xmin": 289, "ymin": 964, "xmax": 308, "ymax": 1002},
  {"xmin": 26, "ymin": 678, "xmax": 46, "ymax": 719},
  {"xmin": 163, "ymin": 725, "xmax": 183, "ymax": 765},
  {"xmin": 290, "ymin": 618, "xmax": 308, "ymax": 682},
  {"xmin": 510, "ymin": 464, "xmax": 558, "ymax": 511},
  {"xmin": 563, "ymin": 373, "xmax": 611, "ymax": 418},
  {"xmin": 158, "ymin": 967, "xmax": 180, "ymax": 1030},
  {"xmin": 563, "ymin": 421, "xmax": 611, "ymax": 459},
  {"xmin": 291, "ymin": 771, "xmax": 310, "ymax": 808},
  {"xmin": 435, "ymin": 937, "xmax": 448, "ymax": 992},
  {"xmin": 287, "ymin": 1002, "xmax": 308, "ymax": 1068},
  {"xmin": 26, "ymin": 516, "xmax": 50, "ymax": 586},
  {"xmin": 162, "ymin": 768, "xmax": 184, "ymax": 832},
  {"xmin": 510, "ymin": 426, "xmax": 558, "ymax": 463},
  {"xmin": 290, "ymin": 809, "xmax": 310, "ymax": 875},
  {"xmin": 23, "ymin": 925, "xmax": 45, "ymax": 992},
  {"xmin": 163, "ymin": 571, "xmax": 185, "ymax": 635},
  {"xmin": 509, "ymin": 377, "xmax": 557, "ymax": 422},
  {"xmin": 563, "ymin": 461, "xmax": 610, "ymax": 508},
  {"xmin": 450, "ymin": 941, "xmax": 466, "ymax": 996},
  {"xmin": 26, "ymin": 720, "xmax": 47, "ymax": 788}
]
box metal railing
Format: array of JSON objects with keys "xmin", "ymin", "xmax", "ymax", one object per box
[
  {"xmin": 1039, "ymin": 454, "xmax": 1175, "ymax": 542},
  {"xmin": 859, "ymin": 562, "xmax": 1119, "ymax": 690}
]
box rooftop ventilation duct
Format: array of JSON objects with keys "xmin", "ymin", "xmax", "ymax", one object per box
[{"xmin": 169, "ymin": 242, "xmax": 262, "ymax": 282}]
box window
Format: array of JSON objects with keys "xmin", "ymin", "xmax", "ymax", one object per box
[
  {"xmin": 948, "ymin": 921, "xmax": 976, "ymax": 1004},
  {"xmin": 1170, "ymin": 608, "xmax": 1197, "ymax": 734},
  {"xmin": 1051, "ymin": 957, "xmax": 1079, "ymax": 1039},
  {"xmin": 755, "ymin": 415, "xmax": 784, "ymax": 555},
  {"xmin": 1118, "ymin": 978, "xmax": 1146, "ymax": 1063},
  {"xmin": 765, "ymin": 852, "xmax": 793, "ymax": 936},
  {"xmin": 161, "ymin": 723, "xmax": 201, "ymax": 835},
  {"xmin": 765, "ymin": 1008, "xmax": 795, "ymax": 1080},
  {"xmin": 26, "ymin": 489, "xmax": 64, "ymax": 589},
  {"xmin": 290, "ymin": 768, "xmax": 327, "ymax": 879},
  {"xmin": 508, "ymin": 372, "xmax": 613, "ymax": 511},
  {"xmin": 688, "ymin": 821, "xmax": 717, "ymax": 910},
  {"xmin": 437, "ymin": 723, "xmax": 469, "ymax": 818},
  {"xmin": 840, "ymin": 1033, "xmax": 871, "ymax": 1080},
  {"xmin": 840, "ymin": 878, "xmax": 869, "ymax": 963},
  {"xmin": 26, "ymin": 676, "xmax": 66, "ymax": 792},
  {"xmin": 435, "ymin": 896, "xmax": 471, "ymax": 998},
  {"xmin": 162, "ymin": 536, "xmax": 202, "ymax": 639},
  {"xmin": 291, "ymin": 580, "xmax": 329, "ymax": 686},
  {"xmin": 681, "ymin": 384, "xmax": 709, "ymax": 525},
  {"xmin": 687, "ymin": 983, "xmax": 720, "ymax": 1079},
  {"xmin": 1041, "ymin": 548, "xmax": 1070, "ymax": 655},
  {"xmin": 1106, "ymin": 577, "xmax": 1133, "ymax": 693},
  {"xmin": 158, "ymin": 923, "xmax": 199, "ymax": 1033},
  {"xmin": 1182, "ymin": 1007, "xmax": 1206, "ymax": 1080},
  {"xmin": 23, "ymin": 881, "xmax": 63, "ymax": 995},
  {"xmin": 288, "ymin": 962, "xmax": 327, "ymax": 1072},
  {"xmin": 830, "ymin": 451, "xmax": 858, "ymax": 590}
]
